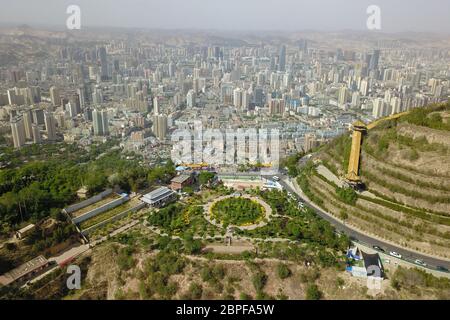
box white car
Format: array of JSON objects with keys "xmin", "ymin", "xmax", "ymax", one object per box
[
  {"xmin": 414, "ymin": 259, "xmax": 427, "ymax": 267},
  {"xmin": 272, "ymin": 176, "xmax": 280, "ymax": 181},
  {"xmin": 389, "ymin": 251, "xmax": 402, "ymax": 259}
]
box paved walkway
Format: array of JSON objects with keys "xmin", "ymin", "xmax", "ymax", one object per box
[
  {"xmin": 316, "ymin": 164, "xmax": 343, "ymax": 187},
  {"xmin": 49, "ymin": 244, "xmax": 90, "ymax": 265},
  {"xmin": 144, "ymin": 220, "xmax": 298, "ymax": 245}
]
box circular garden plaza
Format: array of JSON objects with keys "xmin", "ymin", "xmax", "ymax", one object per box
[{"xmin": 203, "ymin": 193, "xmax": 272, "ymax": 231}]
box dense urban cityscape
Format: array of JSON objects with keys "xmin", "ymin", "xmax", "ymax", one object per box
[
  {"xmin": 2, "ymin": 29, "xmax": 448, "ymax": 162},
  {"xmin": 0, "ymin": 0, "xmax": 450, "ymax": 305}
]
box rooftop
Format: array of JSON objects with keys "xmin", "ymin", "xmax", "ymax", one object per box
[
  {"xmin": 142, "ymin": 187, "xmax": 175, "ymax": 204},
  {"xmin": 0, "ymin": 255, "xmax": 48, "ymax": 286},
  {"xmin": 17, "ymin": 224, "xmax": 35, "ymax": 234},
  {"xmin": 352, "ymin": 120, "xmax": 367, "ymax": 129},
  {"xmin": 171, "ymin": 174, "xmax": 191, "ymax": 184}
]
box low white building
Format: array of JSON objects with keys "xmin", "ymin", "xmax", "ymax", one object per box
[{"xmin": 141, "ymin": 187, "xmax": 176, "ymax": 207}]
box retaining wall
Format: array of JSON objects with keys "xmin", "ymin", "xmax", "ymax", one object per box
[
  {"xmin": 81, "ymin": 202, "xmax": 145, "ymax": 236},
  {"xmin": 64, "ymin": 189, "xmax": 113, "ymax": 214},
  {"xmin": 72, "ymin": 194, "xmax": 129, "ymax": 224}
]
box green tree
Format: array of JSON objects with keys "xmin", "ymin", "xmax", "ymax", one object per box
[
  {"xmin": 198, "ymin": 171, "xmax": 215, "ymax": 186},
  {"xmin": 339, "ymin": 210, "xmax": 348, "ymax": 222}
]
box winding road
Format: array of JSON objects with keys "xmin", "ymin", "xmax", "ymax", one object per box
[{"xmin": 264, "ymin": 173, "xmax": 450, "ymax": 274}]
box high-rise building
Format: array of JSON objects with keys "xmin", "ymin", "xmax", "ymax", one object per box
[
  {"xmin": 369, "ymin": 50, "xmax": 380, "ymax": 70},
  {"xmin": 186, "ymin": 90, "xmax": 195, "ymax": 108},
  {"xmin": 254, "ymin": 87, "xmax": 264, "ymax": 106},
  {"xmin": 153, "ymin": 114, "xmax": 168, "ymax": 140},
  {"xmin": 304, "ymin": 133, "xmax": 320, "ymax": 152},
  {"xmin": 257, "ymin": 72, "xmax": 265, "ymax": 86},
  {"xmin": 193, "ymin": 68, "xmax": 201, "ymax": 80},
  {"xmin": 100, "ymin": 110, "xmax": 109, "ymax": 135},
  {"xmin": 268, "ymin": 98, "xmax": 285, "ymax": 115},
  {"xmin": 22, "ymin": 110, "xmax": 33, "ymax": 140},
  {"xmin": 168, "ymin": 62, "xmax": 175, "ymax": 78},
  {"xmin": 153, "ymin": 96, "xmax": 159, "ymax": 115},
  {"xmin": 372, "ymin": 98, "xmax": 390, "ymax": 118},
  {"xmin": 278, "ymin": 45, "xmax": 286, "ymax": 72},
  {"xmin": 30, "ymin": 86, "xmax": 41, "ymax": 103},
  {"xmin": 233, "ymin": 88, "xmax": 242, "ymax": 109},
  {"xmin": 7, "ymin": 88, "xmax": 25, "ymax": 105},
  {"xmin": 32, "ymin": 109, "xmax": 45, "ymax": 125},
  {"xmin": 220, "ymin": 83, "xmax": 234, "ymax": 105},
  {"xmin": 92, "ymin": 109, "xmax": 102, "ymax": 136},
  {"xmin": 193, "ymin": 78, "xmax": 199, "ymax": 93},
  {"xmin": 412, "ymin": 72, "xmax": 422, "ymax": 89},
  {"xmin": 65, "ymin": 102, "xmax": 78, "ymax": 118},
  {"xmin": 0, "ymin": 93, "xmax": 8, "ymax": 106},
  {"xmin": 92, "ymin": 109, "xmax": 109, "ymax": 136},
  {"xmin": 338, "ymin": 87, "xmax": 349, "ymax": 106},
  {"xmin": 241, "ymin": 90, "xmax": 250, "ymax": 110},
  {"xmin": 92, "ymin": 87, "xmax": 103, "ymax": 104},
  {"xmin": 44, "ymin": 111, "xmax": 57, "ymax": 141},
  {"xmin": 351, "ymin": 92, "xmax": 361, "ymax": 108},
  {"xmin": 98, "ymin": 46, "xmax": 108, "ymax": 80},
  {"xmin": 434, "ymin": 85, "xmax": 444, "ymax": 98},
  {"xmin": 390, "ymin": 97, "xmax": 402, "ymax": 115},
  {"xmin": 49, "ymin": 86, "xmax": 60, "ymax": 106},
  {"xmin": 31, "ymin": 124, "xmax": 42, "ymax": 144},
  {"xmin": 77, "ymin": 87, "xmax": 86, "ymax": 110},
  {"xmin": 360, "ymin": 79, "xmax": 369, "ymax": 96},
  {"xmin": 384, "ymin": 89, "xmax": 392, "ymax": 103},
  {"xmin": 10, "ymin": 117, "xmax": 26, "ymax": 148},
  {"xmin": 113, "ymin": 59, "xmax": 120, "ymax": 72}
]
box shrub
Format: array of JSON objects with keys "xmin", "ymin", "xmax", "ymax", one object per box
[
  {"xmin": 299, "ymin": 269, "xmax": 321, "ymax": 283},
  {"xmin": 117, "ymin": 246, "xmax": 135, "ymax": 271},
  {"xmin": 277, "ymin": 263, "xmax": 292, "ymax": 279},
  {"xmin": 306, "ymin": 284, "xmax": 322, "ymax": 300},
  {"xmin": 239, "ymin": 292, "xmax": 252, "ymax": 300},
  {"xmin": 189, "ymin": 282, "xmax": 203, "ymax": 300},
  {"xmin": 200, "ymin": 265, "xmax": 214, "ymax": 282},
  {"xmin": 213, "ymin": 265, "xmax": 226, "ymax": 280},
  {"xmin": 335, "ymin": 187, "xmax": 358, "ymax": 206},
  {"xmin": 252, "ymin": 271, "xmax": 267, "ymax": 292}
]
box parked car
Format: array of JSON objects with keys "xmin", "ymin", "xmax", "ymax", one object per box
[
  {"xmin": 272, "ymin": 176, "xmax": 280, "ymax": 181},
  {"xmin": 414, "ymin": 259, "xmax": 427, "ymax": 267},
  {"xmin": 389, "ymin": 251, "xmax": 402, "ymax": 259}
]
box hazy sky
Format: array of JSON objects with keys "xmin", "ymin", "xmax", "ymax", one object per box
[{"xmin": 0, "ymin": 0, "xmax": 450, "ymax": 33}]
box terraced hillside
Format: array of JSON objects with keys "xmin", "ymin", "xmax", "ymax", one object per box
[{"xmin": 299, "ymin": 102, "xmax": 450, "ymax": 259}]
